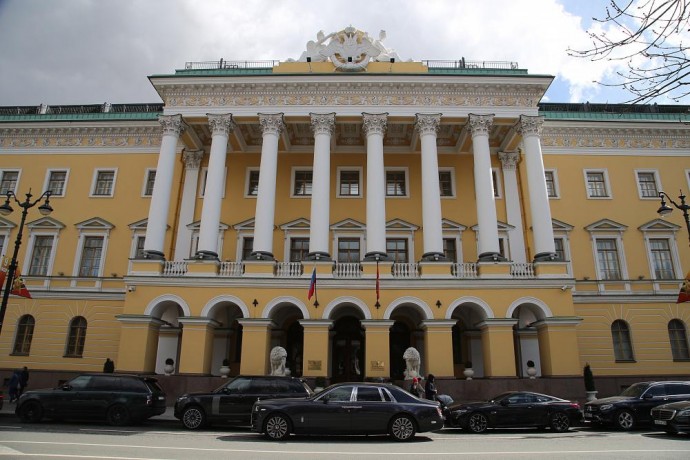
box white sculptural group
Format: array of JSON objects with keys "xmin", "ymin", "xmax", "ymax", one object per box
[{"xmin": 403, "ymin": 347, "xmax": 421, "ymax": 380}]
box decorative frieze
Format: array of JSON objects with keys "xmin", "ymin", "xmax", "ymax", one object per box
[
  {"xmin": 362, "ymin": 113, "xmax": 388, "ymax": 136},
  {"xmin": 207, "ymin": 113, "xmax": 236, "ymax": 136},
  {"xmin": 0, "ymin": 125, "xmax": 162, "ymax": 150},
  {"xmin": 541, "ymin": 126, "xmax": 690, "ymax": 150},
  {"xmin": 310, "ymin": 113, "xmax": 336, "ymax": 136},
  {"xmin": 414, "ymin": 113, "xmax": 442, "ymax": 136},
  {"xmin": 468, "ymin": 114, "xmax": 494, "ymax": 137},
  {"xmin": 258, "ymin": 113, "xmax": 285, "ymax": 136}
]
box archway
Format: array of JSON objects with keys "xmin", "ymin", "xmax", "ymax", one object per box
[
  {"xmin": 150, "ymin": 301, "xmax": 184, "ymax": 375},
  {"xmin": 509, "ymin": 299, "xmax": 550, "ymax": 378},
  {"xmin": 448, "ymin": 300, "xmax": 491, "ymax": 378},
  {"xmin": 267, "ymin": 302, "xmax": 305, "ymax": 377},
  {"xmin": 388, "ymin": 304, "xmax": 426, "ymax": 380},
  {"xmin": 205, "ymin": 302, "xmax": 246, "ymax": 377}
]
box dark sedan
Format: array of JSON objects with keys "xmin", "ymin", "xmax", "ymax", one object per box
[
  {"xmin": 445, "ymin": 391, "xmax": 582, "ymax": 433},
  {"xmin": 651, "ymin": 400, "xmax": 690, "ymax": 435},
  {"xmin": 251, "ymin": 382, "xmax": 444, "ymax": 441}
]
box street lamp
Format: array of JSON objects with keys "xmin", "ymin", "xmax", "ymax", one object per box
[
  {"xmin": 0, "ymin": 190, "xmax": 53, "ymax": 335},
  {"xmin": 657, "ymin": 190, "xmax": 690, "ymax": 246}
]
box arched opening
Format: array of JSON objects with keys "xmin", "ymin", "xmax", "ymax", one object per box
[
  {"xmin": 511, "ymin": 304, "xmax": 545, "ymax": 377},
  {"xmin": 388, "ymin": 304, "xmax": 425, "ymax": 380},
  {"xmin": 150, "ymin": 301, "xmax": 184, "ymax": 375},
  {"xmin": 207, "ymin": 303, "xmax": 245, "ymax": 376},
  {"xmin": 450, "ymin": 303, "xmax": 487, "ymax": 378},
  {"xmin": 331, "ymin": 316, "xmax": 364, "ymax": 383},
  {"xmin": 269, "ymin": 303, "xmax": 305, "ymax": 377},
  {"xmin": 389, "ymin": 321, "xmax": 411, "ymax": 380}
]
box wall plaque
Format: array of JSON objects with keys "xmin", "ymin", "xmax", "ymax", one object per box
[
  {"xmin": 370, "ymin": 360, "xmax": 385, "ymax": 371},
  {"xmin": 307, "ymin": 360, "xmax": 322, "ymax": 371}
]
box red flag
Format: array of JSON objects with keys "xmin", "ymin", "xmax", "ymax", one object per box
[
  {"xmin": 11, "ymin": 270, "xmax": 31, "ymax": 299},
  {"xmin": 307, "ymin": 267, "xmax": 316, "ymax": 301},
  {"xmin": 677, "ymin": 271, "xmax": 690, "ymax": 304},
  {"xmin": 376, "ymin": 261, "xmax": 380, "ymax": 301}
]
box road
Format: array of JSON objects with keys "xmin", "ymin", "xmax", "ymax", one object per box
[{"xmin": 0, "ymin": 419, "xmax": 689, "ymax": 459}]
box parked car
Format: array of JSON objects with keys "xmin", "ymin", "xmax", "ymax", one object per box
[
  {"xmin": 444, "ymin": 391, "xmax": 581, "ymax": 433},
  {"xmin": 584, "ymin": 381, "xmax": 690, "ymax": 430},
  {"xmin": 174, "ymin": 375, "xmax": 313, "ymax": 429},
  {"xmin": 15, "ymin": 374, "xmax": 166, "ymax": 426},
  {"xmin": 651, "ymin": 400, "xmax": 690, "ymax": 435},
  {"xmin": 251, "ymin": 382, "xmax": 444, "ymax": 441}
]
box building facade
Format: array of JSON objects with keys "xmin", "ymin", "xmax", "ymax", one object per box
[{"xmin": 1, "ymin": 28, "xmax": 689, "ymax": 397}]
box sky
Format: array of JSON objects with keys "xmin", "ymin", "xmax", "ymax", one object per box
[{"xmin": 0, "ymin": 0, "xmax": 652, "ymax": 107}]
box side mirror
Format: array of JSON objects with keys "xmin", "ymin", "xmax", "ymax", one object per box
[
  {"xmin": 642, "ymin": 393, "xmax": 654, "ymax": 400},
  {"xmin": 500, "ymin": 399, "xmax": 510, "ymax": 406},
  {"xmin": 221, "ymin": 387, "xmax": 231, "ymax": 394},
  {"xmin": 322, "ymin": 395, "xmax": 330, "ymax": 404},
  {"xmin": 61, "ymin": 384, "xmax": 72, "ymax": 391}
]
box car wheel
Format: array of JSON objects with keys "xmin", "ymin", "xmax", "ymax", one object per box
[
  {"xmin": 550, "ymin": 412, "xmax": 570, "ymax": 432},
  {"xmin": 264, "ymin": 413, "xmax": 291, "ymax": 441},
  {"xmin": 389, "ymin": 415, "xmax": 416, "ymax": 442},
  {"xmin": 615, "ymin": 410, "xmax": 635, "ymax": 431},
  {"xmin": 107, "ymin": 404, "xmax": 131, "ymax": 427},
  {"xmin": 19, "ymin": 401, "xmax": 44, "ymax": 423},
  {"xmin": 467, "ymin": 412, "xmax": 489, "ymax": 433},
  {"xmin": 181, "ymin": 405, "xmax": 206, "ymax": 430}
]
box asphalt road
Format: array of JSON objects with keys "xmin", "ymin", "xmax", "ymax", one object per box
[{"xmin": 0, "ymin": 413, "xmax": 689, "ymax": 459}]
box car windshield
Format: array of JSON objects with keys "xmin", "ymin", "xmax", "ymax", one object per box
[{"xmin": 620, "ymin": 383, "xmax": 650, "ymax": 397}]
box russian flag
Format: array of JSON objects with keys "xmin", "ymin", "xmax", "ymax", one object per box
[{"xmin": 308, "ymin": 267, "xmax": 317, "ymax": 300}]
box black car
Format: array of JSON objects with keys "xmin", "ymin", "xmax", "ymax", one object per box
[
  {"xmin": 15, "ymin": 373, "xmax": 166, "ymax": 426},
  {"xmin": 584, "ymin": 381, "xmax": 690, "ymax": 430},
  {"xmin": 251, "ymin": 382, "xmax": 444, "ymax": 441},
  {"xmin": 651, "ymin": 400, "xmax": 690, "ymax": 435},
  {"xmin": 445, "ymin": 391, "xmax": 582, "ymax": 433},
  {"xmin": 174, "ymin": 375, "xmax": 313, "ymax": 429}
]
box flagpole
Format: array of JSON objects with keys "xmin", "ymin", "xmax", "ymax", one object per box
[{"xmin": 313, "ymin": 262, "xmax": 319, "ymax": 308}]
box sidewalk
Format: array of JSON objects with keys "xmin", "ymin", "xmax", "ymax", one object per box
[{"xmin": 0, "ymin": 400, "xmax": 179, "ymax": 424}]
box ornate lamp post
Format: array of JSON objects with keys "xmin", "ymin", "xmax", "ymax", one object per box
[
  {"xmin": 0, "ymin": 190, "xmax": 53, "ymax": 335},
  {"xmin": 657, "ymin": 191, "xmax": 690, "ymax": 247}
]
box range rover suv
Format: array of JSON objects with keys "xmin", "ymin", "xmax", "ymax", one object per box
[{"xmin": 174, "ymin": 375, "xmax": 313, "ymax": 429}]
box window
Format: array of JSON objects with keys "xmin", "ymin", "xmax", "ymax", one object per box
[
  {"xmin": 12, "ymin": 315, "xmax": 35, "ymax": 355},
  {"xmin": 293, "ymin": 170, "xmax": 313, "ymax": 196},
  {"xmin": 386, "ymin": 170, "xmax": 407, "ymax": 197},
  {"xmin": 545, "ymin": 170, "xmax": 558, "ymax": 198},
  {"xmin": 636, "ymin": 171, "xmax": 659, "ymax": 199},
  {"xmin": 649, "ymin": 238, "xmax": 675, "ymax": 280},
  {"xmin": 28, "ymin": 235, "xmax": 54, "ymax": 276},
  {"xmin": 554, "ymin": 238, "xmax": 565, "ymax": 261},
  {"xmin": 199, "ymin": 167, "xmax": 227, "ymax": 198},
  {"xmin": 668, "ymin": 319, "xmax": 690, "ymax": 360},
  {"xmin": 356, "ymin": 386, "xmax": 383, "ymax": 402},
  {"xmin": 143, "ymin": 170, "xmax": 156, "ymax": 196},
  {"xmin": 0, "ymin": 170, "xmax": 19, "ymax": 195},
  {"xmin": 65, "ymin": 316, "xmax": 87, "ymax": 358},
  {"xmin": 386, "ymin": 238, "xmax": 408, "ymax": 263},
  {"xmin": 78, "ymin": 236, "xmax": 104, "ymax": 277},
  {"xmin": 491, "ymin": 169, "xmax": 502, "ymax": 198},
  {"xmin": 0, "ymin": 234, "xmax": 5, "ymax": 258},
  {"xmin": 241, "ymin": 237, "xmax": 254, "ymax": 260},
  {"xmin": 585, "ymin": 170, "xmax": 610, "ymax": 198},
  {"xmin": 439, "ymin": 170, "xmax": 454, "ymax": 197},
  {"xmin": 134, "ymin": 236, "xmax": 146, "ymax": 259},
  {"xmin": 92, "ymin": 170, "xmax": 116, "ymax": 196},
  {"xmin": 338, "ymin": 169, "xmax": 361, "ymax": 197},
  {"xmin": 46, "ymin": 170, "xmax": 68, "ymax": 196},
  {"xmin": 338, "ymin": 238, "xmax": 361, "ymax": 263},
  {"xmin": 611, "ymin": 320, "xmax": 634, "ymax": 361},
  {"xmin": 596, "ymin": 238, "xmax": 622, "ymax": 280},
  {"xmin": 443, "ymin": 238, "xmax": 457, "ymax": 262},
  {"xmin": 246, "ymin": 170, "xmax": 260, "ymax": 197},
  {"xmin": 289, "ymin": 238, "xmax": 310, "ymax": 262}
]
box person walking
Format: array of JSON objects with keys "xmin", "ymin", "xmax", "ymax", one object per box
[
  {"xmin": 409, "ymin": 377, "xmax": 424, "ymax": 398},
  {"xmin": 8, "ymin": 369, "xmax": 21, "ymax": 403},
  {"xmin": 424, "ymin": 373, "xmax": 438, "ymax": 401},
  {"xmin": 18, "ymin": 366, "xmax": 29, "ymax": 396},
  {"xmin": 103, "ymin": 358, "xmax": 115, "ymax": 373}
]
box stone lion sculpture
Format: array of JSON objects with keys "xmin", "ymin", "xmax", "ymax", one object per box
[
  {"xmin": 403, "ymin": 347, "xmax": 421, "ymax": 380},
  {"xmin": 270, "ymin": 346, "xmax": 291, "ymax": 376}
]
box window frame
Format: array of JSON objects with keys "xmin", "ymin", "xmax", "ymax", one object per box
[
  {"xmin": 291, "ymin": 167, "xmax": 313, "ymax": 198},
  {"xmin": 544, "ymin": 169, "xmax": 560, "ymax": 199},
  {"xmin": 385, "ymin": 168, "xmax": 409, "ymax": 198},
  {"xmin": 65, "ymin": 316, "xmax": 88, "ymax": 358},
  {"xmin": 635, "ymin": 169, "xmax": 661, "ymax": 200},
  {"xmin": 668, "ymin": 319, "xmax": 690, "ymax": 361},
  {"xmin": 491, "ymin": 168, "xmax": 503, "ymax": 199},
  {"xmin": 439, "ymin": 168, "xmax": 455, "ymax": 198},
  {"xmin": 245, "ymin": 168, "xmax": 260, "ymax": 198},
  {"xmin": 584, "ymin": 169, "xmax": 612, "ymax": 199},
  {"xmin": 611, "ymin": 319, "xmax": 635, "ymax": 362},
  {"xmin": 337, "ymin": 167, "xmax": 362, "ymax": 198},
  {"xmin": 12, "ymin": 314, "xmax": 35, "ymax": 356},
  {"xmin": 76, "ymin": 235, "xmax": 106, "ymax": 278},
  {"xmin": 142, "ymin": 168, "xmax": 156, "ymax": 197},
  {"xmin": 289, "ymin": 237, "xmax": 310, "ymax": 262},
  {"xmin": 386, "ymin": 237, "xmax": 410, "ymax": 263},
  {"xmin": 43, "ymin": 169, "xmax": 69, "ymax": 197},
  {"xmin": 90, "ymin": 168, "xmax": 117, "ymax": 197},
  {"xmin": 594, "ymin": 237, "xmax": 624, "ymax": 281},
  {"xmin": 25, "ymin": 233, "xmax": 57, "ymax": 277},
  {"xmin": 337, "ymin": 237, "xmax": 361, "ymax": 263},
  {"xmin": 0, "ymin": 169, "xmax": 20, "ymax": 196}
]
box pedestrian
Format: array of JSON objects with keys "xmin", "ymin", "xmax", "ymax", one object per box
[
  {"xmin": 8, "ymin": 369, "xmax": 21, "ymax": 403},
  {"xmin": 409, "ymin": 377, "xmax": 424, "ymax": 398},
  {"xmin": 424, "ymin": 373, "xmax": 438, "ymax": 401},
  {"xmin": 103, "ymin": 358, "xmax": 115, "ymax": 373},
  {"xmin": 18, "ymin": 366, "xmax": 29, "ymax": 396}
]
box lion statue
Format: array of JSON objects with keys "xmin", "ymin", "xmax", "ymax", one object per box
[
  {"xmin": 270, "ymin": 346, "xmax": 291, "ymax": 376},
  {"xmin": 403, "ymin": 347, "xmax": 421, "ymax": 380}
]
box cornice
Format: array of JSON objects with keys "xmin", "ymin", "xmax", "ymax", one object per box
[
  {"xmin": 0, "ymin": 125, "xmax": 162, "ymax": 151},
  {"xmin": 541, "ymin": 125, "xmax": 690, "ymax": 151}
]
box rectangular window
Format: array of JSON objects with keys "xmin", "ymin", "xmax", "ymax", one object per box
[
  {"xmin": 0, "ymin": 170, "xmax": 19, "ymax": 195},
  {"xmin": 241, "ymin": 237, "xmax": 254, "ymax": 260},
  {"xmin": 439, "ymin": 171, "xmax": 453, "ymax": 197},
  {"xmin": 143, "ymin": 170, "xmax": 156, "ymax": 196},
  {"xmin": 337, "ymin": 238, "xmax": 361, "ymax": 263},
  {"xmin": 386, "ymin": 171, "xmax": 406, "ymax": 197},
  {"xmin": 386, "ymin": 238, "xmax": 408, "ymax": 263},
  {"xmin": 443, "ymin": 238, "xmax": 457, "ymax": 262},
  {"xmin": 649, "ymin": 238, "xmax": 675, "ymax": 280},
  {"xmin": 586, "ymin": 171, "xmax": 609, "ymax": 198},
  {"xmin": 293, "ymin": 170, "xmax": 313, "ymax": 196},
  {"xmin": 0, "ymin": 235, "xmax": 5, "ymax": 257},
  {"xmin": 29, "ymin": 235, "xmax": 54, "ymax": 276},
  {"xmin": 492, "ymin": 170, "xmax": 501, "ymax": 198},
  {"xmin": 79, "ymin": 236, "xmax": 104, "ymax": 277},
  {"xmin": 93, "ymin": 170, "xmax": 115, "ymax": 196},
  {"xmin": 247, "ymin": 170, "xmax": 260, "ymax": 196},
  {"xmin": 554, "ymin": 238, "xmax": 565, "ymax": 261},
  {"xmin": 289, "ymin": 238, "xmax": 310, "ymax": 262},
  {"xmin": 135, "ymin": 236, "xmax": 146, "ymax": 259},
  {"xmin": 339, "ymin": 170, "xmax": 360, "ymax": 197},
  {"xmin": 47, "ymin": 170, "xmax": 67, "ymax": 196},
  {"xmin": 596, "ymin": 238, "xmax": 622, "ymax": 280},
  {"xmin": 636, "ymin": 171, "xmax": 659, "ymax": 198},
  {"xmin": 545, "ymin": 171, "xmax": 557, "ymax": 198}
]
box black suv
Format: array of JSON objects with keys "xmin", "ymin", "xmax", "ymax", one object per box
[
  {"xmin": 174, "ymin": 375, "xmax": 313, "ymax": 429},
  {"xmin": 15, "ymin": 374, "xmax": 167, "ymax": 426},
  {"xmin": 584, "ymin": 381, "xmax": 690, "ymax": 430}
]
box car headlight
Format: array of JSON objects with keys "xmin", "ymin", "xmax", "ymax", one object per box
[
  {"xmin": 176, "ymin": 395, "xmax": 188, "ymax": 403},
  {"xmin": 599, "ymin": 404, "xmax": 613, "ymax": 411},
  {"xmin": 452, "ymin": 409, "xmax": 469, "ymax": 416},
  {"xmin": 677, "ymin": 409, "xmax": 690, "ymax": 417}
]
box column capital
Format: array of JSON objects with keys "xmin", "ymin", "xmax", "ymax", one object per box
[
  {"xmin": 207, "ymin": 113, "xmax": 236, "ymax": 136},
  {"xmin": 362, "ymin": 112, "xmax": 388, "ymax": 136},
  {"xmin": 467, "ymin": 113, "xmax": 494, "ymax": 137},
  {"xmin": 182, "ymin": 149, "xmax": 205, "ymax": 169},
  {"xmin": 310, "ymin": 112, "xmax": 336, "ymax": 136},
  {"xmin": 517, "ymin": 115, "xmax": 544, "ymax": 137},
  {"xmin": 258, "ymin": 113, "xmax": 285, "ymax": 136},
  {"xmin": 498, "ymin": 151, "xmax": 521, "ymax": 171},
  {"xmin": 414, "ymin": 113, "xmax": 442, "ymax": 136},
  {"xmin": 158, "ymin": 114, "xmax": 187, "ymax": 136}
]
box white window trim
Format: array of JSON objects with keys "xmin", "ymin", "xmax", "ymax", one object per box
[
  {"xmin": 634, "ymin": 169, "xmax": 662, "ymax": 200},
  {"xmin": 284, "ymin": 234, "xmax": 311, "ymax": 262},
  {"xmin": 544, "ymin": 168, "xmax": 560, "ymax": 199},
  {"xmin": 290, "ymin": 167, "xmax": 313, "ymax": 198},
  {"xmin": 237, "ymin": 234, "xmax": 254, "ymax": 261},
  {"xmin": 72, "ymin": 232, "xmax": 109, "ymax": 287},
  {"xmin": 332, "ymin": 232, "xmax": 365, "ymax": 263},
  {"xmin": 186, "ymin": 221, "xmax": 226, "ymax": 259},
  {"xmin": 384, "ymin": 167, "xmax": 410, "ymax": 198},
  {"xmin": 336, "ymin": 166, "xmax": 363, "ymax": 199},
  {"xmin": 385, "ymin": 234, "xmax": 415, "ymax": 262},
  {"xmin": 130, "ymin": 233, "xmax": 146, "ymax": 259},
  {"xmin": 198, "ymin": 167, "xmax": 227, "ymax": 198},
  {"xmin": 43, "ymin": 168, "xmax": 70, "ymax": 197},
  {"xmin": 491, "ymin": 168, "xmax": 503, "ymax": 199},
  {"xmin": 439, "ymin": 167, "xmax": 456, "ymax": 199},
  {"xmin": 22, "ymin": 232, "xmax": 59, "ymax": 286},
  {"xmin": 686, "ymin": 169, "xmax": 690, "ymax": 192},
  {"xmin": 89, "ymin": 168, "xmax": 118, "ymax": 198},
  {"xmin": 583, "ymin": 168, "xmax": 612, "ymax": 200},
  {"xmin": 0, "ymin": 169, "xmax": 21, "ymax": 195},
  {"xmin": 642, "ymin": 233, "xmax": 682, "ymax": 283},
  {"xmin": 552, "ymin": 235, "xmax": 573, "ymax": 276},
  {"xmin": 141, "ymin": 168, "xmax": 156, "ymax": 197},
  {"xmin": 244, "ymin": 168, "xmax": 260, "ymax": 198},
  {"xmin": 441, "ymin": 234, "xmax": 462, "ymax": 263},
  {"xmin": 0, "ymin": 232, "xmax": 8, "ymax": 260},
  {"xmin": 590, "ymin": 235, "xmax": 629, "ymax": 285}
]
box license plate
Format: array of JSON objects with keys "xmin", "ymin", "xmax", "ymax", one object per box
[{"xmin": 654, "ymin": 420, "xmax": 667, "ymax": 425}]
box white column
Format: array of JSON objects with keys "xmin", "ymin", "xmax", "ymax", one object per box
[
  {"xmin": 518, "ymin": 115, "xmax": 556, "ymax": 261},
  {"xmin": 251, "ymin": 113, "xmax": 284, "ymax": 260},
  {"xmin": 498, "ymin": 151, "xmax": 526, "ymax": 263},
  {"xmin": 174, "ymin": 149, "xmax": 204, "ymax": 260},
  {"xmin": 468, "ymin": 114, "xmax": 503, "ymax": 261},
  {"xmin": 308, "ymin": 113, "xmax": 335, "ymax": 260},
  {"xmin": 362, "ymin": 113, "xmax": 389, "ymax": 260},
  {"xmin": 143, "ymin": 114, "xmax": 186, "ymax": 260},
  {"xmin": 415, "ymin": 113, "xmax": 446, "ymax": 261},
  {"xmin": 196, "ymin": 114, "xmax": 235, "ymax": 259}
]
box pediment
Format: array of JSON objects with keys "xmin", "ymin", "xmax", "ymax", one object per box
[
  {"xmin": 331, "ymin": 218, "xmax": 365, "ymax": 230},
  {"xmin": 585, "ymin": 218, "xmax": 628, "ymax": 232},
  {"xmin": 26, "ymin": 216, "xmax": 65, "ymax": 230},
  {"xmin": 75, "ymin": 217, "xmax": 114, "ymax": 230},
  {"xmin": 233, "ymin": 218, "xmax": 255, "ymax": 230},
  {"xmin": 187, "ymin": 220, "xmax": 229, "ymax": 230},
  {"xmin": 279, "ymin": 217, "xmax": 311, "ymax": 230},
  {"xmin": 638, "ymin": 218, "xmax": 681, "ymax": 232},
  {"xmin": 128, "ymin": 218, "xmax": 148, "ymax": 230},
  {"xmin": 0, "ymin": 216, "xmax": 16, "ymax": 230},
  {"xmin": 386, "ymin": 218, "xmax": 419, "ymax": 231},
  {"xmin": 441, "ymin": 218, "xmax": 466, "ymax": 231},
  {"xmin": 552, "ymin": 218, "xmax": 574, "ymax": 232},
  {"xmin": 470, "ymin": 220, "xmax": 514, "ymax": 231}
]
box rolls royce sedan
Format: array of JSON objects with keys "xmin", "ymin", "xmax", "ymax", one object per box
[{"xmin": 251, "ymin": 382, "xmax": 444, "ymax": 441}]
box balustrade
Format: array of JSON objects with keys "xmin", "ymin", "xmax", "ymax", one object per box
[
  {"xmin": 333, "ymin": 263, "xmax": 362, "ymax": 278},
  {"xmin": 219, "ymin": 261, "xmax": 244, "ymax": 277},
  {"xmin": 275, "ymin": 262, "xmax": 304, "ymax": 278}
]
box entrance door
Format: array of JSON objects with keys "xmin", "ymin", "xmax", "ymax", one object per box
[{"xmin": 331, "ymin": 317, "xmax": 364, "ymax": 383}]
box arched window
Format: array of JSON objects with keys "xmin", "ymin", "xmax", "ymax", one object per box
[
  {"xmin": 611, "ymin": 320, "xmax": 634, "ymax": 362},
  {"xmin": 668, "ymin": 319, "xmax": 690, "ymax": 361},
  {"xmin": 65, "ymin": 316, "xmax": 87, "ymax": 358},
  {"xmin": 12, "ymin": 315, "xmax": 35, "ymax": 355}
]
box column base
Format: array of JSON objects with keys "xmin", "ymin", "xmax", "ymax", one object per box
[
  {"xmin": 143, "ymin": 250, "xmax": 165, "ymax": 260},
  {"xmin": 364, "ymin": 251, "xmax": 390, "ymax": 262},
  {"xmin": 305, "ymin": 251, "xmax": 331, "ymax": 261},
  {"xmin": 247, "ymin": 251, "xmax": 275, "ymax": 261},
  {"xmin": 478, "ymin": 252, "xmax": 507, "ymax": 262},
  {"xmin": 534, "ymin": 252, "xmax": 558, "ymax": 262},
  {"xmin": 194, "ymin": 250, "xmax": 218, "ymax": 260},
  {"xmin": 421, "ymin": 252, "xmax": 448, "ymax": 262}
]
